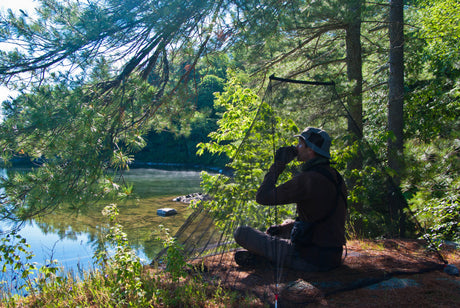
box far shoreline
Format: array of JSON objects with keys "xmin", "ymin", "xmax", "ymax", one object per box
[
  {"xmin": 2, "ymin": 158, "xmax": 234, "ymax": 176},
  {"xmin": 128, "ymin": 161, "xmax": 233, "ymax": 176}
]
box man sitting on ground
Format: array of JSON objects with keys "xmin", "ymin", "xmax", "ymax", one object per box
[{"xmin": 233, "ymin": 127, "xmax": 347, "ymax": 271}]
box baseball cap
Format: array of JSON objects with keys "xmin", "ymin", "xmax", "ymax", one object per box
[{"xmin": 294, "ymin": 127, "xmax": 331, "ymax": 159}]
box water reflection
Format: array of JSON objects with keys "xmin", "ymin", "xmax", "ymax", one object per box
[
  {"xmin": 120, "ymin": 167, "xmax": 203, "ymax": 198},
  {"xmin": 1, "ymin": 168, "xmax": 204, "ymax": 278}
]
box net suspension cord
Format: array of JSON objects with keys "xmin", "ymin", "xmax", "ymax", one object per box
[{"xmin": 265, "ymin": 78, "xmax": 284, "ymax": 301}]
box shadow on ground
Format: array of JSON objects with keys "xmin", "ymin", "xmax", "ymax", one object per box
[{"xmin": 195, "ymin": 239, "xmax": 460, "ymax": 307}]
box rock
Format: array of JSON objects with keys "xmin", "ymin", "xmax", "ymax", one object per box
[
  {"xmin": 365, "ymin": 277, "xmax": 419, "ymax": 290},
  {"xmin": 157, "ymin": 208, "xmax": 178, "ymax": 217},
  {"xmin": 444, "ymin": 264, "xmax": 459, "ymax": 276},
  {"xmin": 279, "ymin": 279, "xmax": 325, "ymax": 305},
  {"xmin": 172, "ymin": 192, "xmax": 211, "ymax": 204}
]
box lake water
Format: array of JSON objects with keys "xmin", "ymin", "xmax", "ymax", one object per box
[{"xmin": 0, "ymin": 167, "xmax": 205, "ymax": 291}]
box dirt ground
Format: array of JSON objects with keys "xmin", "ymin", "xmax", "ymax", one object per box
[{"xmin": 196, "ymin": 239, "xmax": 460, "ymax": 307}]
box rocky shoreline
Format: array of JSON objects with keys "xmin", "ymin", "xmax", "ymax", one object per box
[{"xmin": 172, "ymin": 192, "xmax": 211, "ymax": 204}]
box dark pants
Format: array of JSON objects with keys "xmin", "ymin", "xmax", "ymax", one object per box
[{"xmin": 234, "ymin": 226, "xmax": 342, "ymax": 272}]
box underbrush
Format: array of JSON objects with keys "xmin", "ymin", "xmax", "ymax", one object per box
[
  {"xmin": 4, "ymin": 265, "xmax": 246, "ymax": 308},
  {"xmin": 1, "ymin": 204, "xmax": 252, "ymax": 307}
]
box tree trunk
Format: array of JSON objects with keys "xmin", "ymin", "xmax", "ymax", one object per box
[
  {"xmin": 345, "ymin": 0, "xmax": 364, "ymax": 236},
  {"xmin": 388, "ymin": 0, "xmax": 405, "ymax": 237}
]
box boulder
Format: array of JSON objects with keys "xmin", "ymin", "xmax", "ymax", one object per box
[
  {"xmin": 157, "ymin": 208, "xmax": 178, "ymax": 217},
  {"xmin": 279, "ymin": 279, "xmax": 325, "ymax": 306}
]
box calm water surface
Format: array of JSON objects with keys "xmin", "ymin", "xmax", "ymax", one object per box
[{"xmin": 0, "ymin": 167, "xmax": 204, "ymax": 286}]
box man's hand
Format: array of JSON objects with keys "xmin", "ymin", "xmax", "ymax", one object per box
[
  {"xmin": 274, "ymin": 146, "xmax": 298, "ymax": 164},
  {"xmin": 266, "ymin": 219, "xmax": 295, "ymax": 238},
  {"xmin": 266, "ymin": 225, "xmax": 281, "ymax": 236}
]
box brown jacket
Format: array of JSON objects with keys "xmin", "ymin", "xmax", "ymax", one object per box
[{"xmin": 256, "ymin": 158, "xmax": 347, "ymax": 248}]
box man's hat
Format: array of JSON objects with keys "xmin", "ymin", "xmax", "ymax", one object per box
[{"xmin": 294, "ymin": 127, "xmax": 331, "ymax": 159}]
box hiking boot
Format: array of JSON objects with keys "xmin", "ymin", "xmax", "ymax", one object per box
[{"xmin": 234, "ymin": 250, "xmax": 262, "ymax": 268}]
